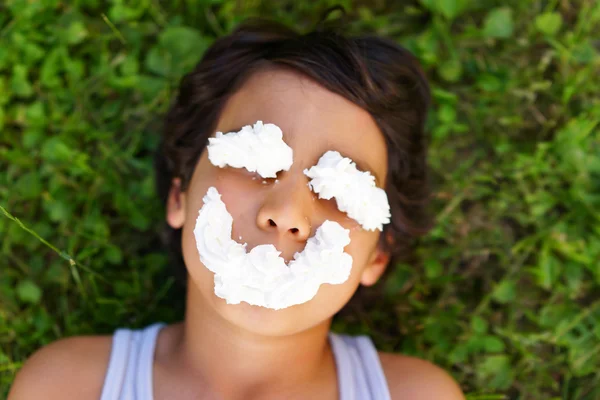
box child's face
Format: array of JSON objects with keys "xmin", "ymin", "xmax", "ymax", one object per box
[{"xmin": 167, "ymin": 66, "xmax": 391, "ymax": 335}]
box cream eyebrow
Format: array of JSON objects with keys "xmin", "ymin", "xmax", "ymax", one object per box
[
  {"xmin": 335, "ymin": 154, "xmax": 381, "ymax": 187},
  {"xmin": 304, "ymin": 150, "xmax": 391, "ymax": 231},
  {"xmin": 208, "ymin": 121, "xmax": 293, "ymax": 179}
]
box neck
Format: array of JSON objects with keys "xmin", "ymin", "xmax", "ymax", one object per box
[{"xmin": 174, "ymin": 282, "xmax": 336, "ymax": 399}]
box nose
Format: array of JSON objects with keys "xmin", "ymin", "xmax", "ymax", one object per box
[{"xmin": 256, "ymin": 176, "xmax": 312, "ymax": 242}]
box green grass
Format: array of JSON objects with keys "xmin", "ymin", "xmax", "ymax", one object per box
[{"xmin": 1, "ymin": 0, "xmax": 599, "ymax": 399}]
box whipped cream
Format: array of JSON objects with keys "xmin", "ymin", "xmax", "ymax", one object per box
[
  {"xmin": 304, "ymin": 151, "xmax": 391, "ymax": 231},
  {"xmin": 207, "ymin": 120, "xmax": 293, "ymax": 178},
  {"xmin": 193, "ymin": 187, "xmax": 353, "ymax": 310}
]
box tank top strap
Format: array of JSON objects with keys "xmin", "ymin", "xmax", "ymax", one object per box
[
  {"xmin": 352, "ymin": 335, "xmax": 392, "ymax": 400},
  {"xmin": 100, "ymin": 329, "xmax": 133, "ymax": 400},
  {"xmin": 329, "ymin": 332, "xmax": 391, "ymax": 400},
  {"xmin": 135, "ymin": 323, "xmax": 164, "ymax": 399},
  {"xmin": 100, "ymin": 323, "xmax": 165, "ymax": 400}
]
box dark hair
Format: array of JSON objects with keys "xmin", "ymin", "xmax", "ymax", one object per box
[{"xmin": 154, "ymin": 15, "xmax": 434, "ymax": 285}]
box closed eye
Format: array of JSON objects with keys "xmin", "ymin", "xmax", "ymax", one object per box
[{"xmin": 246, "ymin": 169, "xmax": 278, "ymax": 184}]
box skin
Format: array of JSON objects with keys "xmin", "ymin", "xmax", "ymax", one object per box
[{"xmin": 9, "ymin": 66, "xmax": 465, "ymax": 400}]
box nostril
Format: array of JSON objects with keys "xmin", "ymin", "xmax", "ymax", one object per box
[
  {"xmin": 269, "ymin": 219, "xmax": 277, "ymax": 227},
  {"xmin": 290, "ymin": 228, "xmax": 299, "ymax": 234}
]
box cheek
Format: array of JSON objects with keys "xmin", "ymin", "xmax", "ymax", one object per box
[
  {"xmin": 181, "ymin": 219, "xmax": 216, "ymax": 303},
  {"xmin": 345, "ymin": 228, "xmax": 380, "ymax": 265},
  {"xmin": 300, "ymin": 241, "xmax": 371, "ymax": 321},
  {"xmin": 184, "ymin": 165, "xmax": 259, "ymax": 233},
  {"xmin": 179, "ymin": 172, "xmax": 262, "ymax": 294},
  {"xmin": 216, "ymin": 178, "xmax": 260, "ymax": 230},
  {"xmin": 312, "ymin": 228, "xmax": 379, "ymax": 303}
]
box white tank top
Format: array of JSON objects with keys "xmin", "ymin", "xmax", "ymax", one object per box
[{"xmin": 99, "ymin": 323, "xmax": 391, "ymax": 400}]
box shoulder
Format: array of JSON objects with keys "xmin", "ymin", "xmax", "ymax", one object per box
[
  {"xmin": 8, "ymin": 334, "xmax": 114, "ymax": 400},
  {"xmin": 378, "ymin": 351, "xmax": 465, "ymax": 400}
]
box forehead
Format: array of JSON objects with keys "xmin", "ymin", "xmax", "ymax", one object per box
[{"xmin": 215, "ymin": 66, "xmax": 388, "ymax": 185}]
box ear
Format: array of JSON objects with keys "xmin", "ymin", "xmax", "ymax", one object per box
[
  {"xmin": 360, "ymin": 232, "xmax": 392, "ymax": 287},
  {"xmin": 166, "ymin": 177, "xmax": 186, "ymax": 229}
]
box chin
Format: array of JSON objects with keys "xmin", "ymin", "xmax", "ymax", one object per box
[
  {"xmin": 215, "ymin": 299, "xmax": 315, "ymax": 337},
  {"xmin": 212, "ymin": 281, "xmax": 357, "ymax": 338},
  {"xmin": 195, "ymin": 274, "xmax": 346, "ymax": 338},
  {"xmin": 185, "ymin": 264, "xmax": 309, "ymax": 337}
]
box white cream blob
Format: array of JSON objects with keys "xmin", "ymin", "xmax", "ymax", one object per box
[
  {"xmin": 193, "ymin": 187, "xmax": 353, "ymax": 310},
  {"xmin": 303, "ymin": 150, "xmax": 391, "ymax": 231},
  {"xmin": 207, "ymin": 120, "xmax": 293, "ymax": 178}
]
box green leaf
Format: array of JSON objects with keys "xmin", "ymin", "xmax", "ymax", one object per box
[
  {"xmin": 536, "ymin": 244, "xmax": 562, "ymax": 290},
  {"xmin": 120, "ymin": 54, "xmax": 139, "ymax": 76},
  {"xmin": 437, "ymin": 103, "xmax": 457, "ymax": 123},
  {"xmin": 0, "ymin": 76, "xmax": 9, "ymax": 105},
  {"xmin": 476, "ymin": 73, "xmax": 504, "ymax": 92},
  {"xmin": 471, "ymin": 316, "xmax": 488, "ymax": 334},
  {"xmin": 482, "ymin": 7, "xmax": 514, "ymax": 39},
  {"xmin": 563, "ymin": 262, "xmax": 584, "ymax": 294},
  {"xmin": 414, "ymin": 29, "xmax": 439, "ymax": 66},
  {"xmin": 44, "ymin": 261, "xmax": 69, "ymax": 286},
  {"xmin": 40, "ymin": 47, "xmax": 64, "ymax": 88},
  {"xmin": 22, "ymin": 129, "xmax": 44, "ymax": 149},
  {"xmin": 22, "ymin": 42, "xmax": 45, "ymax": 63},
  {"xmin": 17, "ymin": 280, "xmax": 42, "ymax": 304},
  {"xmin": 539, "ymin": 303, "xmax": 579, "ymax": 328},
  {"xmin": 41, "ymin": 137, "xmax": 75, "ymax": 163},
  {"xmin": 535, "ymin": 12, "xmax": 562, "ymax": 37},
  {"xmin": 448, "ymin": 343, "xmax": 469, "ymax": 363},
  {"xmin": 44, "ymin": 199, "xmax": 72, "ymax": 222},
  {"xmin": 0, "ymin": 43, "xmax": 12, "ymax": 70},
  {"xmin": 15, "ymin": 172, "xmax": 43, "ymax": 199},
  {"xmin": 137, "ymin": 75, "xmax": 168, "ymax": 102},
  {"xmin": 25, "ymin": 101, "xmax": 47, "ymax": 127},
  {"xmin": 109, "ymin": 3, "xmax": 147, "ymax": 23},
  {"xmin": 478, "ymin": 355, "xmax": 514, "ymax": 390},
  {"xmin": 482, "ymin": 335, "xmax": 506, "ymax": 352},
  {"xmin": 570, "ymin": 40, "xmax": 597, "ymax": 64},
  {"xmin": 491, "ymin": 279, "xmax": 517, "ymax": 303},
  {"xmin": 144, "ymin": 26, "xmax": 210, "ymax": 79},
  {"xmin": 104, "ymin": 245, "xmax": 123, "ymax": 265},
  {"xmin": 419, "ymin": 0, "xmax": 469, "ymax": 20},
  {"xmin": 64, "ymin": 57, "xmax": 85, "ymax": 82},
  {"xmin": 66, "ymin": 21, "xmax": 89, "ymax": 45},
  {"xmin": 438, "ymin": 58, "xmax": 463, "ymax": 82},
  {"xmin": 384, "ymin": 264, "xmax": 413, "ymax": 296},
  {"xmin": 10, "ymin": 64, "xmax": 34, "ymax": 98},
  {"xmin": 424, "ymin": 258, "xmax": 443, "ymax": 278}
]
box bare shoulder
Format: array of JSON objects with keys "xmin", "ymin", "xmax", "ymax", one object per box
[
  {"xmin": 8, "ymin": 334, "xmax": 113, "ymax": 400},
  {"xmin": 378, "ymin": 351, "xmax": 466, "ymax": 400}
]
